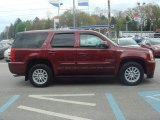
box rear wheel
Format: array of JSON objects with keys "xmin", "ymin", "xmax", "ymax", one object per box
[
  {"xmin": 28, "ymin": 64, "xmax": 53, "ymax": 87},
  {"xmin": 120, "ymin": 62, "xmax": 144, "ymax": 86}
]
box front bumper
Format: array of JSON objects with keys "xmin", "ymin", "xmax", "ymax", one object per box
[{"xmin": 146, "ymin": 60, "xmax": 155, "ymax": 78}]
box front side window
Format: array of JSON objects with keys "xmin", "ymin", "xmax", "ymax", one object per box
[
  {"xmin": 51, "ymin": 33, "xmax": 74, "ymax": 47},
  {"xmin": 80, "ymin": 34, "xmax": 104, "ymax": 48}
]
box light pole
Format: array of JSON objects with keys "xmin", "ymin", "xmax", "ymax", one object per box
[
  {"xmin": 73, "ymin": 0, "xmax": 76, "ymax": 27},
  {"xmin": 108, "ymin": 0, "xmax": 111, "ymax": 38},
  {"xmin": 137, "ymin": 2, "xmax": 145, "ymax": 36}
]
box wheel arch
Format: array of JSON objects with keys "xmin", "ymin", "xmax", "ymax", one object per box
[
  {"xmin": 25, "ymin": 59, "xmax": 54, "ymax": 81},
  {"xmin": 117, "ymin": 58, "xmax": 146, "ymax": 75}
]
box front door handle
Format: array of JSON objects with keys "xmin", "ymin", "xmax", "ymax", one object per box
[{"xmin": 79, "ymin": 53, "xmax": 87, "ymax": 56}]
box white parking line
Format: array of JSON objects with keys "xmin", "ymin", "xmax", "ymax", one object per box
[
  {"xmin": 30, "ymin": 94, "xmax": 95, "ymax": 97},
  {"xmin": 18, "ymin": 106, "xmax": 92, "ymax": 120},
  {"xmin": 147, "ymin": 94, "xmax": 160, "ymax": 97},
  {"xmin": 29, "ymin": 94, "xmax": 96, "ymax": 106},
  {"xmin": 146, "ymin": 96, "xmax": 160, "ymax": 101}
]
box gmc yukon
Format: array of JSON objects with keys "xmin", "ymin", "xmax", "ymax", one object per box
[{"xmin": 9, "ymin": 30, "xmax": 155, "ymax": 87}]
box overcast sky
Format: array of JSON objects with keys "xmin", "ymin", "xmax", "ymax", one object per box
[{"xmin": 0, "ymin": 0, "xmax": 159, "ymax": 32}]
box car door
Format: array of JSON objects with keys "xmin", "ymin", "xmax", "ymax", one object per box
[
  {"xmin": 48, "ymin": 32, "xmax": 77, "ymax": 75},
  {"xmin": 76, "ymin": 32, "xmax": 116, "ymax": 75}
]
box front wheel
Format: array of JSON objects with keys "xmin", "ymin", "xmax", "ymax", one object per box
[
  {"xmin": 119, "ymin": 62, "xmax": 144, "ymax": 86},
  {"xmin": 28, "ymin": 64, "xmax": 53, "ymax": 87}
]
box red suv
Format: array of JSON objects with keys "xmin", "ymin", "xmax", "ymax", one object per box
[{"xmin": 9, "ymin": 30, "xmax": 155, "ymax": 87}]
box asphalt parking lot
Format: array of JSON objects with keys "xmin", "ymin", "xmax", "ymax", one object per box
[{"xmin": 0, "ymin": 59, "xmax": 160, "ymax": 120}]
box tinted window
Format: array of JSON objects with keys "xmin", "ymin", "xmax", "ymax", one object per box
[
  {"xmin": 12, "ymin": 32, "xmax": 48, "ymax": 48},
  {"xmin": 51, "ymin": 33, "xmax": 74, "ymax": 47},
  {"xmin": 80, "ymin": 34, "xmax": 104, "ymax": 47},
  {"xmin": 154, "ymin": 33, "xmax": 160, "ymax": 38}
]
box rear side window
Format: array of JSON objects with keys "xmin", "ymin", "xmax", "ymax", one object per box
[
  {"xmin": 51, "ymin": 33, "xmax": 74, "ymax": 47},
  {"xmin": 12, "ymin": 32, "xmax": 48, "ymax": 48}
]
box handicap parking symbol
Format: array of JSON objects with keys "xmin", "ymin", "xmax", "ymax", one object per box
[{"xmin": 139, "ymin": 90, "xmax": 160, "ymax": 112}]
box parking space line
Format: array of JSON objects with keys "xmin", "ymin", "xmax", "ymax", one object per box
[
  {"xmin": 0, "ymin": 95, "xmax": 20, "ymax": 113},
  {"xmin": 29, "ymin": 94, "xmax": 95, "ymax": 97},
  {"xmin": 29, "ymin": 94, "xmax": 96, "ymax": 106},
  {"xmin": 106, "ymin": 93, "xmax": 126, "ymax": 120},
  {"xmin": 18, "ymin": 105, "xmax": 92, "ymax": 120}
]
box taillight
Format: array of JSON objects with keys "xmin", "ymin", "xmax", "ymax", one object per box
[{"xmin": 10, "ymin": 48, "xmax": 15, "ymax": 62}]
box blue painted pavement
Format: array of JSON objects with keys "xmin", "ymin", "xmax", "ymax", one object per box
[
  {"xmin": 139, "ymin": 90, "xmax": 160, "ymax": 112},
  {"xmin": 106, "ymin": 93, "xmax": 126, "ymax": 120},
  {"xmin": 0, "ymin": 95, "xmax": 20, "ymax": 113}
]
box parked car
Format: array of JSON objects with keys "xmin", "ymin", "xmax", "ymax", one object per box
[
  {"xmin": 118, "ymin": 38, "xmax": 140, "ymax": 47},
  {"xmin": 0, "ymin": 43, "xmax": 9, "ymax": 59},
  {"xmin": 9, "ymin": 30, "xmax": 155, "ymax": 87},
  {"xmin": 141, "ymin": 38, "xmax": 160, "ymax": 58},
  {"xmin": 0, "ymin": 43, "xmax": 4, "ymax": 59},
  {"xmin": 0, "ymin": 39, "xmax": 14, "ymax": 46},
  {"xmin": 132, "ymin": 35, "xmax": 144, "ymax": 43},
  {"xmin": 4, "ymin": 47, "xmax": 11, "ymax": 62}
]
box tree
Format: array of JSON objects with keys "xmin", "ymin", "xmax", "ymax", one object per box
[
  {"xmin": 15, "ymin": 22, "xmax": 26, "ymax": 33},
  {"xmin": 59, "ymin": 10, "xmax": 75, "ymax": 27},
  {"xmin": 8, "ymin": 24, "xmax": 14, "ymax": 39},
  {"xmin": 76, "ymin": 11, "xmax": 96, "ymax": 26},
  {"xmin": 59, "ymin": 9, "xmax": 96, "ymax": 27},
  {"xmin": 94, "ymin": 7, "xmax": 108, "ymax": 17},
  {"xmin": 13, "ymin": 18, "xmax": 22, "ymax": 35},
  {"xmin": 32, "ymin": 17, "xmax": 42, "ymax": 30},
  {"xmin": 44, "ymin": 18, "xmax": 53, "ymax": 29},
  {"xmin": 0, "ymin": 32, "xmax": 5, "ymax": 40},
  {"xmin": 25, "ymin": 20, "xmax": 32, "ymax": 31}
]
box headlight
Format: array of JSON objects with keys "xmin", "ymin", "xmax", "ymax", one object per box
[{"xmin": 148, "ymin": 50, "xmax": 154, "ymax": 61}]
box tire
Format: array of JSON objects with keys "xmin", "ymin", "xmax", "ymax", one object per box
[
  {"xmin": 28, "ymin": 64, "xmax": 53, "ymax": 87},
  {"xmin": 119, "ymin": 62, "xmax": 144, "ymax": 86}
]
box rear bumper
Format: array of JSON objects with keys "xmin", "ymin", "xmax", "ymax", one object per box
[
  {"xmin": 8, "ymin": 62, "xmax": 26, "ymax": 75},
  {"xmin": 146, "ymin": 60, "xmax": 155, "ymax": 78}
]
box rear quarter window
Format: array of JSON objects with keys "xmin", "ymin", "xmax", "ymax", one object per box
[{"xmin": 12, "ymin": 32, "xmax": 48, "ymax": 48}]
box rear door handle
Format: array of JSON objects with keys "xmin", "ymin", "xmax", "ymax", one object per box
[{"xmin": 48, "ymin": 51, "xmax": 56, "ymax": 54}]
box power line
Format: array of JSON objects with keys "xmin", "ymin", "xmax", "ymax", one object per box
[
  {"xmin": 0, "ymin": 13, "xmax": 50, "ymax": 17},
  {"xmin": 0, "ymin": 8, "xmax": 53, "ymax": 13}
]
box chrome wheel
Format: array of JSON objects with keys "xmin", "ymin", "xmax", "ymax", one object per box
[
  {"xmin": 124, "ymin": 67, "xmax": 140, "ymax": 83},
  {"xmin": 32, "ymin": 69, "xmax": 48, "ymax": 85}
]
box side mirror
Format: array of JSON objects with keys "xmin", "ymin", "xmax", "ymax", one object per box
[{"xmin": 101, "ymin": 41, "xmax": 110, "ymax": 49}]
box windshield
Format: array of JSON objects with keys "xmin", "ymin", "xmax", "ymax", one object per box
[
  {"xmin": 119, "ymin": 39, "xmax": 138, "ymax": 46},
  {"xmin": 149, "ymin": 39, "xmax": 160, "ymax": 45}
]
